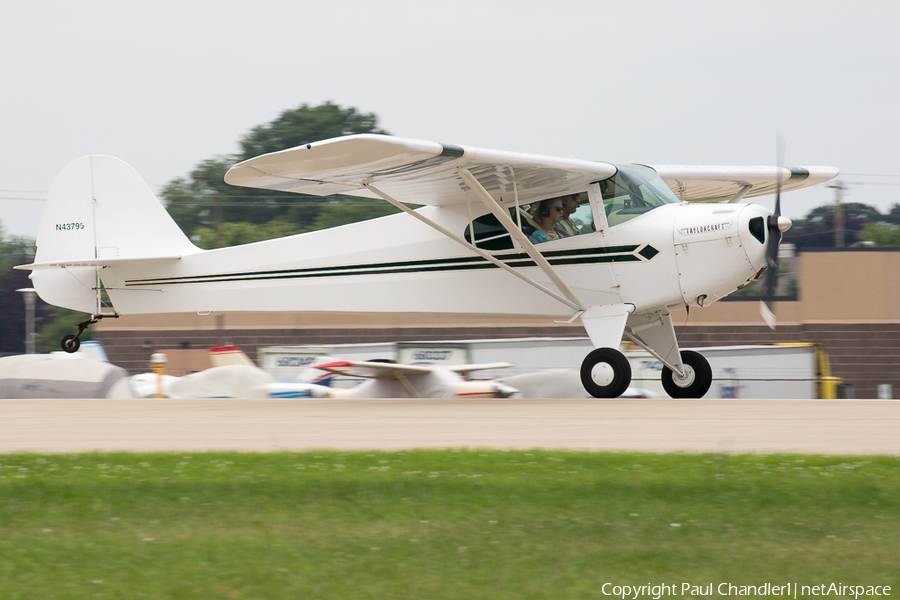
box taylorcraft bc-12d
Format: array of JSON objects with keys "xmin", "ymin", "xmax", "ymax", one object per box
[{"xmin": 17, "ymin": 134, "xmax": 838, "ymax": 398}]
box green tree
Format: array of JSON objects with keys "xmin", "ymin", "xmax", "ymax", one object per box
[
  {"xmin": 857, "ymin": 223, "xmax": 900, "ymax": 247},
  {"xmin": 0, "ymin": 231, "xmax": 37, "ymax": 354},
  {"xmin": 784, "ymin": 202, "xmax": 884, "ymax": 249},
  {"xmin": 239, "ymin": 102, "xmax": 385, "ymax": 159},
  {"xmin": 192, "ymin": 220, "xmax": 306, "ymax": 250},
  {"xmin": 882, "ymin": 203, "xmax": 900, "ymax": 225},
  {"xmin": 312, "ymin": 198, "xmax": 406, "ymax": 231},
  {"xmin": 0, "ymin": 229, "xmax": 89, "ymax": 355},
  {"xmin": 162, "ymin": 102, "xmax": 391, "ymax": 246}
]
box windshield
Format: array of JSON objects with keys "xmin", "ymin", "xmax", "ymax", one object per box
[{"xmin": 598, "ymin": 164, "xmax": 679, "ymax": 227}]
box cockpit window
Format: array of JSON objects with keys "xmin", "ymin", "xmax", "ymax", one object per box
[
  {"xmin": 463, "ymin": 191, "xmax": 594, "ymax": 250},
  {"xmin": 517, "ymin": 192, "xmax": 593, "ymax": 244},
  {"xmin": 599, "ymin": 164, "xmax": 679, "ymax": 227}
]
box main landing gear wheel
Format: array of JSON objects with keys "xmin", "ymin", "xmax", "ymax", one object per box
[
  {"xmin": 661, "ymin": 350, "xmax": 712, "ymax": 398},
  {"xmin": 61, "ymin": 334, "xmax": 81, "ymax": 353},
  {"xmin": 580, "ymin": 347, "xmax": 632, "ymax": 398}
]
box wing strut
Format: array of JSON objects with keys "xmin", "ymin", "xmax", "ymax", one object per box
[
  {"xmin": 457, "ymin": 168, "xmax": 586, "ymax": 311},
  {"xmin": 727, "ymin": 184, "xmax": 752, "ymax": 204},
  {"xmin": 363, "ymin": 184, "xmax": 581, "ymax": 311}
]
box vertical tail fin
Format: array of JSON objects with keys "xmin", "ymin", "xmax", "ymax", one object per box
[
  {"xmin": 208, "ymin": 345, "xmax": 257, "ymax": 368},
  {"xmin": 20, "ymin": 155, "xmax": 199, "ymax": 312}
]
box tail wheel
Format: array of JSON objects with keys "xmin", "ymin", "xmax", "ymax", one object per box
[
  {"xmin": 61, "ymin": 334, "xmax": 80, "ymax": 353},
  {"xmin": 580, "ymin": 348, "xmax": 632, "ymax": 398},
  {"xmin": 661, "ymin": 350, "xmax": 712, "ymax": 398}
]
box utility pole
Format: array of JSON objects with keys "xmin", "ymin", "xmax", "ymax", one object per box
[
  {"xmin": 16, "ymin": 288, "xmax": 37, "ymax": 354},
  {"xmin": 829, "ymin": 180, "xmax": 845, "ymax": 248},
  {"xmin": 193, "ymin": 168, "xmax": 224, "ymax": 248}
]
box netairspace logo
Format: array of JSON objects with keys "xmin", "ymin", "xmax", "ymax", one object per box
[{"xmin": 600, "ymin": 583, "xmax": 891, "ymax": 599}]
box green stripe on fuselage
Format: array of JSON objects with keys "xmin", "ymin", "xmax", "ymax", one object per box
[{"xmin": 124, "ymin": 244, "xmax": 657, "ymax": 288}]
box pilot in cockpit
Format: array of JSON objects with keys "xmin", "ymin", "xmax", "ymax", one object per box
[{"xmin": 556, "ymin": 194, "xmax": 581, "ymax": 238}]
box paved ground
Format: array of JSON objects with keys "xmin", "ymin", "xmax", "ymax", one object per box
[{"xmin": 1, "ymin": 398, "xmax": 898, "ymax": 455}]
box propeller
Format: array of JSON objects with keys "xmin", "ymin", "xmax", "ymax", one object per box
[{"xmin": 760, "ymin": 134, "xmax": 793, "ymax": 330}]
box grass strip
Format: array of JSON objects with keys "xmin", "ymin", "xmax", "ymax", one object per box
[{"xmin": 0, "ymin": 450, "xmax": 897, "ymax": 599}]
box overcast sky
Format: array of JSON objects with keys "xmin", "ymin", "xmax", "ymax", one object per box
[{"xmin": 2, "ymin": 0, "xmax": 898, "ymax": 238}]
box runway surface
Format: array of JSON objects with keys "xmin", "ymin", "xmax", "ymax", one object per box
[{"xmin": 1, "ymin": 398, "xmax": 898, "ymax": 455}]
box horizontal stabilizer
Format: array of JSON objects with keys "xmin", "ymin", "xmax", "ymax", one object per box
[{"xmin": 15, "ymin": 255, "xmax": 183, "ymax": 271}]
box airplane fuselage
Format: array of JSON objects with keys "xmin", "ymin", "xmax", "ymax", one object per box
[{"xmin": 101, "ymin": 199, "xmax": 771, "ymax": 321}]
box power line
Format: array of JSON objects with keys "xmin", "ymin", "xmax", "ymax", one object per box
[{"xmin": 843, "ymin": 173, "xmax": 900, "ymax": 178}]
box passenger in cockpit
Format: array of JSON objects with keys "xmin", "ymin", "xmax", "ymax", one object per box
[{"xmin": 528, "ymin": 198, "xmax": 564, "ymax": 244}]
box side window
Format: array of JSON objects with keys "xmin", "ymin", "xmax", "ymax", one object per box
[
  {"xmin": 567, "ymin": 200, "xmax": 594, "ymax": 235},
  {"xmin": 464, "ymin": 213, "xmax": 514, "ymax": 250}
]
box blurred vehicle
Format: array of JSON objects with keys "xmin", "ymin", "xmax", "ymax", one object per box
[{"xmin": 0, "ymin": 353, "xmax": 133, "ymax": 399}]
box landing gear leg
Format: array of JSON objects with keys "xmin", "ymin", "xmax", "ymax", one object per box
[
  {"xmin": 60, "ymin": 314, "xmax": 119, "ymax": 353},
  {"xmin": 580, "ymin": 347, "xmax": 632, "ymax": 398},
  {"xmin": 661, "ymin": 350, "xmax": 712, "ymax": 398}
]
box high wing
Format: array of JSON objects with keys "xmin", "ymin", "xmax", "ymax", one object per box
[
  {"xmin": 312, "ymin": 360, "xmax": 512, "ymax": 380},
  {"xmin": 225, "ymin": 134, "xmax": 837, "ymax": 205},
  {"xmin": 225, "ymin": 134, "xmax": 616, "ymax": 206},
  {"xmin": 649, "ymin": 165, "xmax": 840, "ymax": 203}
]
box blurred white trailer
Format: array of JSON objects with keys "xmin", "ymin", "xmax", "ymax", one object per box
[
  {"xmin": 257, "ymin": 340, "xmax": 838, "ymax": 398},
  {"xmin": 626, "ymin": 344, "xmax": 836, "ymax": 399}
]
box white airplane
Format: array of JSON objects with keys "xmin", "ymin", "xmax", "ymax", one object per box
[
  {"xmin": 16, "ymin": 134, "xmax": 838, "ymax": 398},
  {"xmin": 312, "ymin": 359, "xmax": 520, "ymax": 399},
  {"xmin": 208, "ymin": 345, "xmax": 519, "ymax": 399}
]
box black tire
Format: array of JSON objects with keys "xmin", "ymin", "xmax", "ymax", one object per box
[
  {"xmin": 661, "ymin": 350, "xmax": 712, "ymax": 398},
  {"xmin": 580, "ymin": 347, "xmax": 632, "ymax": 398},
  {"xmin": 61, "ymin": 334, "xmax": 80, "ymax": 353}
]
